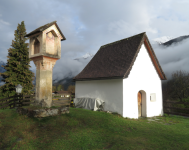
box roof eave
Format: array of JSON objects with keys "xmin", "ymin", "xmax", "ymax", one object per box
[
  {"xmin": 72, "ymin": 76, "xmax": 124, "ymax": 82},
  {"xmin": 123, "ymin": 33, "xmax": 167, "ymax": 80},
  {"xmin": 144, "ymin": 35, "xmax": 167, "ymax": 80},
  {"xmin": 123, "ymin": 32, "xmax": 146, "ymax": 79},
  {"xmin": 54, "ymin": 23, "xmax": 66, "ymax": 41},
  {"xmin": 24, "ymin": 21, "xmax": 66, "ymax": 41}
]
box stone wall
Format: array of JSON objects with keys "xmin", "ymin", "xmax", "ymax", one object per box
[{"xmin": 16, "ymin": 106, "xmax": 69, "ymax": 118}]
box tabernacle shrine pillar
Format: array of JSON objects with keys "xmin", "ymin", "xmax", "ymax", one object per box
[{"xmin": 25, "ymin": 21, "xmax": 66, "ymax": 108}]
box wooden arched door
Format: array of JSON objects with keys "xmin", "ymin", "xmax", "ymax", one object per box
[{"xmin": 138, "ymin": 91, "xmax": 142, "ymax": 117}]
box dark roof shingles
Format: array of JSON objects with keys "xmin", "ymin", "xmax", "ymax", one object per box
[
  {"xmin": 24, "ymin": 21, "xmax": 66, "ymax": 41},
  {"xmin": 73, "ymin": 32, "xmax": 145, "ymax": 80}
]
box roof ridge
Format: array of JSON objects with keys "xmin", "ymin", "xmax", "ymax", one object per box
[
  {"xmin": 25, "ymin": 20, "xmax": 66, "ymax": 41},
  {"xmin": 38, "ymin": 21, "xmax": 57, "ymax": 31},
  {"xmin": 101, "ymin": 32, "xmax": 146, "ymax": 48}
]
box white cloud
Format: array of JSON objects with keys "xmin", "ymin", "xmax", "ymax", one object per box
[
  {"xmin": 0, "ymin": 19, "xmax": 10, "ymax": 25},
  {"xmin": 0, "ymin": 0, "xmax": 189, "ymax": 86}
]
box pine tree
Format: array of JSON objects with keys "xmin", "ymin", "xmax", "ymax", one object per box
[{"xmin": 0, "ymin": 21, "xmax": 35, "ymax": 98}]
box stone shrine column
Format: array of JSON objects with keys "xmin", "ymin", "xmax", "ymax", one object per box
[
  {"xmin": 24, "ymin": 21, "xmax": 66, "ymax": 108},
  {"xmin": 31, "ymin": 56, "xmax": 58, "ymax": 108}
]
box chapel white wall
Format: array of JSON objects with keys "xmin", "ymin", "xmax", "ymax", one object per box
[
  {"xmin": 75, "ymin": 79, "xmax": 123, "ymax": 115},
  {"xmin": 123, "ymin": 43, "xmax": 163, "ymax": 119}
]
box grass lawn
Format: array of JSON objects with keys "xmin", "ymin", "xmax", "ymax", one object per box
[{"xmin": 0, "ymin": 106, "xmax": 189, "ymax": 150}]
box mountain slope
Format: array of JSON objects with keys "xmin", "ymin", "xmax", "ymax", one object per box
[
  {"xmin": 73, "ymin": 52, "xmax": 94, "ymax": 62},
  {"xmin": 162, "ymin": 35, "xmax": 189, "ymax": 47},
  {"xmin": 53, "ymin": 75, "xmax": 75, "ymax": 91},
  {"xmin": 153, "ymin": 36, "xmax": 176, "ymax": 44}
]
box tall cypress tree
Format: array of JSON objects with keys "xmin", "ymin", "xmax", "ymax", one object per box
[{"xmin": 0, "ymin": 21, "xmax": 35, "ymax": 98}]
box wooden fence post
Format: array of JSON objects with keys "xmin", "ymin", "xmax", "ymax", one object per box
[
  {"xmin": 16, "ymin": 94, "xmax": 18, "ymax": 108},
  {"xmin": 9, "ymin": 95, "xmax": 11, "ymax": 109}
]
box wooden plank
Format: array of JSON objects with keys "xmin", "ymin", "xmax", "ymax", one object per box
[
  {"xmin": 23, "ymin": 94, "xmax": 35, "ymax": 97},
  {"xmin": 0, "ymin": 100, "xmax": 11, "ymax": 105},
  {"xmin": 52, "ymin": 103, "xmax": 70, "ymax": 107},
  {"xmin": 56, "ymin": 97, "xmax": 70, "ymax": 100},
  {"xmin": 0, "ymin": 94, "xmax": 36, "ymax": 102},
  {"xmin": 0, "ymin": 98, "xmax": 34, "ymax": 106},
  {"xmin": 53, "ymin": 100, "xmax": 71, "ymax": 103},
  {"xmin": 53, "ymin": 92, "xmax": 71, "ymax": 94},
  {"xmin": 22, "ymin": 99, "xmax": 35, "ymax": 102},
  {"xmin": 22, "ymin": 98, "xmax": 36, "ymax": 101},
  {"xmin": 164, "ymin": 106, "xmax": 189, "ymax": 110},
  {"xmin": 7, "ymin": 98, "xmax": 23, "ymax": 103},
  {"xmin": 0, "ymin": 96, "xmax": 18, "ymax": 102},
  {"xmin": 0, "ymin": 100, "xmax": 32, "ymax": 109},
  {"xmin": 1, "ymin": 99, "xmax": 70, "ymax": 107},
  {"xmin": 0, "ymin": 97, "xmax": 11, "ymax": 101},
  {"xmin": 53, "ymin": 101, "xmax": 69, "ymax": 104},
  {"xmin": 0, "ymin": 93, "xmax": 71, "ymax": 101},
  {"xmin": 53, "ymin": 101, "xmax": 71, "ymax": 105},
  {"xmin": 53, "ymin": 100, "xmax": 71, "ymax": 104},
  {"xmin": 0, "ymin": 104, "xmax": 10, "ymax": 109},
  {"xmin": 52, "ymin": 98, "xmax": 69, "ymax": 101},
  {"xmin": 0, "ymin": 93, "xmax": 75, "ymax": 109},
  {"xmin": 8, "ymin": 95, "xmax": 20, "ymax": 99},
  {"xmin": 22, "ymin": 101, "xmax": 35, "ymax": 105},
  {"xmin": 8, "ymin": 101, "xmax": 23, "ymax": 104},
  {"xmin": 164, "ymin": 111, "xmax": 189, "ymax": 117},
  {"xmin": 53, "ymin": 93, "xmax": 71, "ymax": 95},
  {"xmin": 53, "ymin": 94, "xmax": 71, "ymax": 97},
  {"xmin": 53, "ymin": 96, "xmax": 71, "ymax": 99},
  {"xmin": 8, "ymin": 102, "xmax": 24, "ymax": 108},
  {"xmin": 164, "ymin": 101, "xmax": 189, "ymax": 104},
  {"xmin": 0, "ymin": 102, "xmax": 18, "ymax": 109}
]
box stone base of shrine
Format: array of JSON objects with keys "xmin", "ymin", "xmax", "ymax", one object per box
[
  {"xmin": 32, "ymin": 99, "xmax": 52, "ymax": 108},
  {"xmin": 16, "ymin": 106, "xmax": 69, "ymax": 118}
]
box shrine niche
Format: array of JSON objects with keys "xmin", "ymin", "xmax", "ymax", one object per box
[
  {"xmin": 25, "ymin": 21, "xmax": 66, "ymax": 108},
  {"xmin": 46, "ymin": 30, "xmax": 58, "ymax": 55},
  {"xmin": 34, "ymin": 38, "xmax": 40, "ymax": 54}
]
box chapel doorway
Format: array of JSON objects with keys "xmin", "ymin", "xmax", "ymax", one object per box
[{"xmin": 138, "ymin": 91, "xmax": 142, "ymax": 117}]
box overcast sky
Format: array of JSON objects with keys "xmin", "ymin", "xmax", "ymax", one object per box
[{"xmin": 0, "ymin": 0, "xmax": 189, "ymax": 85}]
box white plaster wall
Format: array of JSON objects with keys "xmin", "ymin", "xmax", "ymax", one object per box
[
  {"xmin": 123, "ymin": 44, "xmax": 163, "ymax": 119},
  {"xmin": 75, "ymin": 79, "xmax": 123, "ymax": 115}
]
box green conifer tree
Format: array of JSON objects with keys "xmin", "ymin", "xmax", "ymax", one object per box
[{"xmin": 0, "ymin": 21, "xmax": 35, "ymax": 98}]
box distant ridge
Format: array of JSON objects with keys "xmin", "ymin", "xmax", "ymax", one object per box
[
  {"xmin": 153, "ymin": 36, "xmax": 176, "ymax": 44},
  {"xmin": 162, "ymin": 35, "xmax": 189, "ymax": 47}
]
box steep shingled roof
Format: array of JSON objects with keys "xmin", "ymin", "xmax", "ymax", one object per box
[
  {"xmin": 73, "ymin": 32, "xmax": 167, "ymax": 82},
  {"xmin": 24, "ymin": 21, "xmax": 66, "ymax": 41}
]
